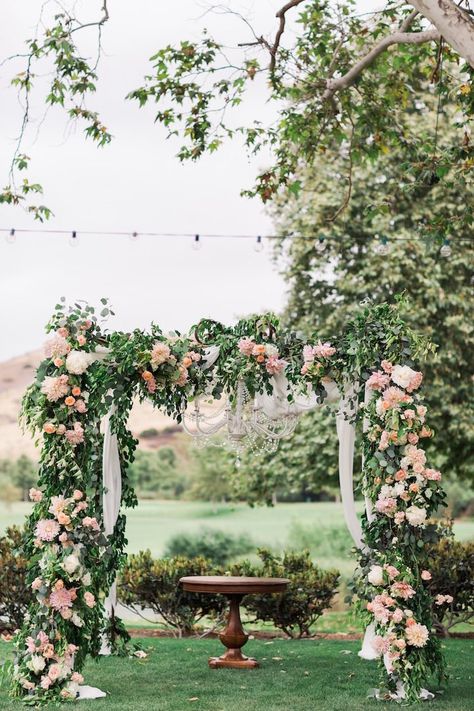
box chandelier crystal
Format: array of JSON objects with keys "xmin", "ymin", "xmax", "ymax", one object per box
[{"xmin": 182, "ymin": 379, "xmax": 300, "ymax": 456}]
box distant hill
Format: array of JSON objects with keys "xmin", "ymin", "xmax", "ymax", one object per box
[{"xmin": 0, "ymin": 350, "xmax": 179, "ymax": 460}]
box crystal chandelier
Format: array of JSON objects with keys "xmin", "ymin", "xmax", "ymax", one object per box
[{"xmin": 182, "ymin": 380, "xmax": 301, "ymax": 457}]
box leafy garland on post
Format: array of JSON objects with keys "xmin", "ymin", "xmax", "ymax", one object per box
[{"xmin": 9, "ymin": 298, "xmax": 448, "ymax": 703}]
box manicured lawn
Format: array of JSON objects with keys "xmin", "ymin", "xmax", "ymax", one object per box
[
  {"xmin": 2, "ymin": 501, "xmax": 472, "ymax": 579},
  {"xmin": 0, "ymin": 638, "xmax": 472, "ymax": 710}
]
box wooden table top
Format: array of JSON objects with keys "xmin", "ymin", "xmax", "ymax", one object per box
[{"xmin": 179, "ymin": 575, "xmax": 289, "ymax": 594}]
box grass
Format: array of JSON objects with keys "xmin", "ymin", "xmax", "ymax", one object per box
[
  {"xmin": 1, "ymin": 638, "xmax": 473, "ymax": 710},
  {"xmin": 2, "ymin": 500, "xmax": 473, "ymax": 580}
]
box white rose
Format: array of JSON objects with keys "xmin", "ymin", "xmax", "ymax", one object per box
[
  {"xmin": 376, "ymin": 398, "xmax": 384, "ymax": 417},
  {"xmin": 65, "ymin": 681, "xmax": 79, "ymax": 697},
  {"xmin": 367, "ymin": 565, "xmax": 384, "ymax": 586},
  {"xmin": 391, "ymin": 365, "xmax": 416, "ymax": 390},
  {"xmin": 81, "ymin": 572, "xmax": 92, "ymax": 586},
  {"xmin": 27, "ymin": 655, "xmax": 46, "ymax": 674},
  {"xmin": 71, "ymin": 612, "xmax": 84, "ymax": 627},
  {"xmin": 66, "ymin": 350, "xmax": 93, "ymax": 375},
  {"xmin": 62, "ymin": 554, "xmax": 80, "ymax": 574},
  {"xmin": 406, "ymin": 505, "xmax": 427, "ymax": 527},
  {"xmin": 264, "ymin": 344, "xmax": 279, "ymax": 357}
]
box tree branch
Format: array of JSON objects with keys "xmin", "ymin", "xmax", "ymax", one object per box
[
  {"xmin": 269, "ymin": 0, "xmax": 305, "ymax": 72},
  {"xmin": 322, "ymin": 28, "xmax": 440, "ymax": 101},
  {"xmin": 409, "ymin": 0, "xmax": 474, "ymax": 67}
]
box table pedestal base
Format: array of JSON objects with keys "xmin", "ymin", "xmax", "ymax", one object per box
[
  {"xmin": 209, "ymin": 594, "xmax": 259, "ymax": 670},
  {"xmin": 209, "ymin": 650, "xmax": 259, "ymax": 670}
]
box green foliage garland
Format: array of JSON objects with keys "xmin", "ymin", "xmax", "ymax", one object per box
[{"xmin": 10, "ymin": 298, "xmax": 447, "ymax": 703}]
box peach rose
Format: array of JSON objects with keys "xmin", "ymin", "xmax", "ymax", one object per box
[
  {"xmin": 72, "ymin": 386, "xmax": 81, "ymax": 396},
  {"xmin": 54, "ymin": 358, "xmax": 64, "ymax": 367},
  {"xmin": 77, "ymin": 335, "xmax": 87, "ymax": 346},
  {"xmin": 56, "ymin": 424, "xmax": 67, "ymax": 435},
  {"xmin": 65, "ymin": 396, "xmax": 76, "ymax": 407},
  {"xmin": 182, "ymin": 356, "xmax": 193, "ymax": 368},
  {"xmin": 142, "ymin": 370, "xmax": 153, "ymax": 382},
  {"xmin": 43, "ymin": 422, "xmax": 56, "ymax": 434}
]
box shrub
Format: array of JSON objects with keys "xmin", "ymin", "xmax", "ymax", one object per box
[
  {"xmin": 427, "ymin": 537, "xmax": 474, "ymax": 636},
  {"xmin": 287, "ymin": 521, "xmax": 354, "ymax": 560},
  {"xmin": 164, "ymin": 527, "xmax": 254, "ymax": 567},
  {"xmin": 0, "ymin": 526, "xmax": 32, "ymax": 630},
  {"xmin": 234, "ymin": 548, "xmax": 339, "ymax": 638},
  {"xmin": 118, "ymin": 550, "xmax": 226, "ymax": 635}
]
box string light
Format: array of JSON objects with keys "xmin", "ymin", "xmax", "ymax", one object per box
[
  {"xmin": 440, "ymin": 239, "xmax": 451, "ymax": 258},
  {"xmin": 315, "ymin": 236, "xmax": 326, "ymax": 253},
  {"xmin": 5, "ymin": 228, "xmax": 16, "ymax": 244},
  {"xmin": 375, "ymin": 236, "xmax": 390, "ymax": 256},
  {"xmin": 68, "ymin": 230, "xmax": 79, "ymax": 248},
  {"xmin": 0, "ymin": 227, "xmax": 471, "ymax": 251}
]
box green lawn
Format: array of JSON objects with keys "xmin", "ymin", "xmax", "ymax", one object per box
[
  {"xmin": 0, "ymin": 638, "xmax": 472, "ymax": 710},
  {"xmin": 2, "ymin": 500, "xmax": 472, "ymax": 579}
]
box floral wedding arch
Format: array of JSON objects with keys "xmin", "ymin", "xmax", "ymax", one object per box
[{"xmin": 9, "ymin": 298, "xmax": 449, "ymax": 703}]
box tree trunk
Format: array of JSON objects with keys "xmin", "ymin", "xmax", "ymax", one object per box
[{"xmin": 410, "ymin": 0, "xmax": 474, "ymax": 67}]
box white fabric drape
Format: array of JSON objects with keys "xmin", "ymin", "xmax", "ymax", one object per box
[{"xmin": 99, "ymin": 399, "xmax": 122, "ymax": 657}]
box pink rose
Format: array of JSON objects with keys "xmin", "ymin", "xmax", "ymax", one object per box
[
  {"xmin": 424, "ymin": 468, "xmax": 442, "ymax": 481},
  {"xmin": 265, "ymin": 356, "xmax": 287, "ymax": 375},
  {"xmin": 381, "ymin": 360, "xmax": 393, "ymax": 374},
  {"xmin": 73, "ymin": 490, "xmax": 83, "ymax": 500},
  {"xmin": 29, "ymin": 488, "xmax": 43, "ymax": 502},
  {"xmin": 31, "ymin": 577, "xmax": 43, "ymax": 591},
  {"xmin": 421, "ymin": 570, "xmax": 432, "ymax": 581},
  {"xmin": 83, "ymin": 516, "xmax": 100, "ymax": 531},
  {"xmin": 48, "ymin": 664, "xmax": 61, "ymax": 681},
  {"xmin": 74, "ymin": 399, "xmax": 87, "ymax": 413},
  {"xmin": 238, "ymin": 338, "xmax": 255, "ymax": 356},
  {"xmin": 84, "ymin": 591, "xmax": 96, "ymax": 608}
]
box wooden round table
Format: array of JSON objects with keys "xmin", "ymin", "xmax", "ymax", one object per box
[{"xmin": 180, "ymin": 576, "xmax": 289, "ymax": 669}]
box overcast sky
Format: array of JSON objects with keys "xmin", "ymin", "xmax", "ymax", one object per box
[{"xmin": 0, "ymin": 1, "xmax": 377, "ymax": 360}]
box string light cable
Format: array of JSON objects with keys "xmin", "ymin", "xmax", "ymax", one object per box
[{"xmin": 1, "ymin": 227, "xmax": 472, "ymax": 246}]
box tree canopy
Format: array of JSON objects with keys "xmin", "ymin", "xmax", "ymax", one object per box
[{"xmin": 2, "ymin": 1, "xmax": 473, "ymax": 234}]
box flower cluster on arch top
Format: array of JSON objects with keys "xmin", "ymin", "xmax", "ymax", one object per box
[{"xmin": 10, "ymin": 298, "xmax": 448, "ymax": 703}]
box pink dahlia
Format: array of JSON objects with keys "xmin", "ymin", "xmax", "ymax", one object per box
[
  {"xmin": 41, "ymin": 375, "xmax": 70, "ymax": 402},
  {"xmin": 382, "ymin": 386, "xmax": 408, "ymax": 409},
  {"xmin": 367, "ymin": 371, "xmax": 390, "ymax": 391},
  {"xmin": 49, "ymin": 586, "xmax": 76, "ymax": 612},
  {"xmin": 405, "ymin": 622, "xmax": 429, "ymax": 648},
  {"xmin": 150, "ymin": 342, "xmax": 171, "ymax": 368},
  {"xmin": 35, "ymin": 519, "xmax": 60, "ymax": 542},
  {"xmin": 44, "ymin": 333, "xmax": 70, "ymax": 359}
]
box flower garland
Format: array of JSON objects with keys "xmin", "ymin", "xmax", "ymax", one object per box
[
  {"xmin": 355, "ymin": 361, "xmax": 448, "ymax": 700},
  {"xmin": 9, "ymin": 299, "xmax": 447, "ymax": 703}
]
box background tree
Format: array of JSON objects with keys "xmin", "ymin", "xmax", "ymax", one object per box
[{"xmin": 268, "ymin": 110, "xmax": 473, "ymax": 483}]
